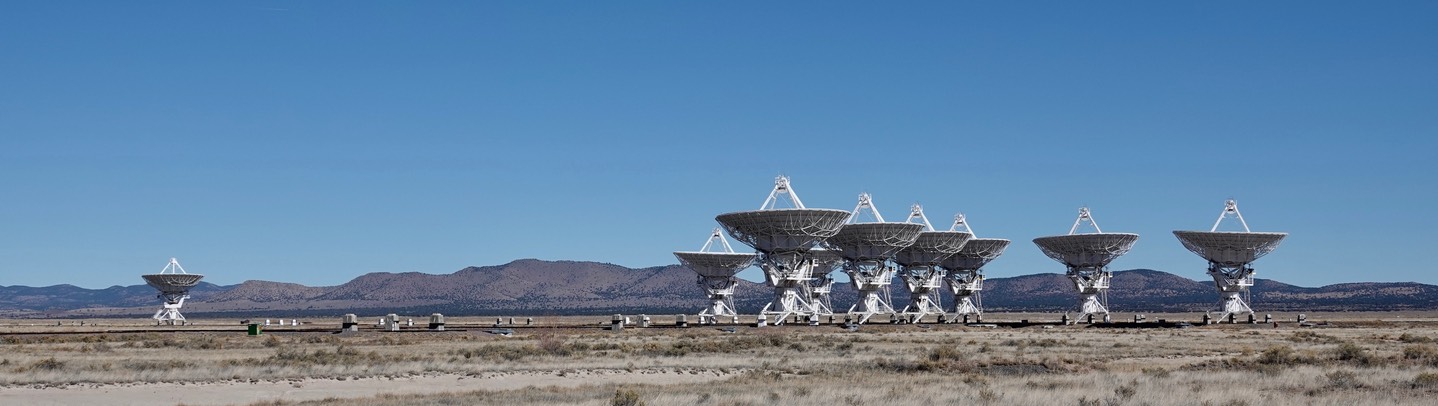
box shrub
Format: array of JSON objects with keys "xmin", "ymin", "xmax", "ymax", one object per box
[
  {"xmin": 1324, "ymin": 370, "xmax": 1363, "ymax": 389},
  {"xmin": 1413, "ymin": 372, "xmax": 1438, "ymax": 390},
  {"xmin": 1398, "ymin": 333, "xmax": 1434, "ymax": 343},
  {"xmin": 1141, "ymin": 367, "xmax": 1172, "ymax": 378},
  {"xmin": 978, "ymin": 388, "xmax": 1001, "ymax": 402},
  {"xmin": 1257, "ymin": 345, "xmax": 1297, "ymax": 365},
  {"xmin": 611, "ymin": 388, "xmax": 645, "ymax": 406},
  {"xmin": 1289, "ymin": 331, "xmax": 1342, "ymax": 344},
  {"xmin": 1114, "ymin": 384, "xmax": 1137, "ymax": 400},
  {"xmin": 1332, "ymin": 342, "xmax": 1374, "ymax": 366},
  {"xmin": 1403, "ymin": 345, "xmax": 1438, "ymax": 365},
  {"xmin": 30, "ymin": 357, "xmax": 65, "ymax": 371},
  {"xmin": 536, "ymin": 335, "xmax": 571, "ymax": 356}
]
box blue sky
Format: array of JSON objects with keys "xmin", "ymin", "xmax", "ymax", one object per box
[{"xmin": 2, "ymin": 2, "xmax": 1435, "ymax": 288}]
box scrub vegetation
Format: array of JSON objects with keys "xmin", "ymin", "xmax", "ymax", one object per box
[{"xmin": 3, "ymin": 315, "xmax": 1438, "ymax": 405}]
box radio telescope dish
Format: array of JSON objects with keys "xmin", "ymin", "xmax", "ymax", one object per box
[
  {"xmin": 1031, "ymin": 207, "xmax": 1138, "ymax": 323},
  {"xmin": 142, "ymin": 258, "xmax": 204, "ymax": 326},
  {"xmin": 1173, "ymin": 231, "xmax": 1286, "ymax": 266},
  {"xmin": 831, "ymin": 193, "xmax": 922, "ymax": 324},
  {"xmin": 674, "ymin": 228, "xmax": 757, "ymax": 324},
  {"xmin": 1032, "ymin": 233, "xmax": 1140, "ymax": 269},
  {"xmin": 942, "ymin": 238, "xmax": 1012, "ymax": 271},
  {"xmin": 894, "ymin": 204, "xmax": 971, "ymax": 323},
  {"xmin": 938, "ymin": 213, "xmax": 1009, "ymax": 323},
  {"xmin": 893, "ymin": 223, "xmax": 971, "ymax": 268},
  {"xmin": 1173, "ymin": 199, "xmax": 1288, "ymax": 323},
  {"xmin": 937, "ymin": 213, "xmax": 1018, "ymax": 323},
  {"xmin": 827, "ymin": 223, "xmax": 926, "ymax": 260},
  {"xmin": 892, "ymin": 231, "xmax": 969, "ymax": 265},
  {"xmin": 673, "ymin": 252, "xmax": 757, "ymax": 278},
  {"xmin": 712, "ymin": 176, "xmax": 849, "ymax": 325},
  {"xmin": 715, "ymin": 210, "xmax": 850, "ymax": 252}
]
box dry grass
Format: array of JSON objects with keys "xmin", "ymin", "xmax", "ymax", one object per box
[{"xmin": 4, "ymin": 315, "xmax": 1438, "ymax": 405}]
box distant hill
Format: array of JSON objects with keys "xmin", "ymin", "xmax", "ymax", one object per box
[{"xmin": 2, "ymin": 260, "xmax": 1436, "ymax": 318}]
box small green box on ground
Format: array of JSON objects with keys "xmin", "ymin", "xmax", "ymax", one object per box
[{"xmin": 247, "ymin": 323, "xmax": 262, "ymax": 336}]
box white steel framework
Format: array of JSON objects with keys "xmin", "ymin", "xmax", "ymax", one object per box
[
  {"xmin": 832, "ymin": 194, "xmax": 922, "ymax": 324},
  {"xmin": 894, "ymin": 204, "xmax": 970, "ymax": 323},
  {"xmin": 141, "ymin": 257, "xmax": 204, "ymax": 325},
  {"xmin": 674, "ymin": 228, "xmax": 758, "ymax": 324},
  {"xmin": 939, "ymin": 214, "xmax": 1010, "ymax": 323},
  {"xmin": 715, "ymin": 176, "xmax": 850, "ymax": 325},
  {"xmin": 1032, "ymin": 208, "xmax": 1139, "ymax": 324},
  {"xmin": 807, "ymin": 249, "xmax": 844, "ymax": 318},
  {"xmin": 1173, "ymin": 200, "xmax": 1287, "ymax": 323}
]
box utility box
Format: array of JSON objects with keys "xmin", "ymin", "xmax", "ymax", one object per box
[
  {"xmin": 640, "ymin": 315, "xmax": 651, "ymax": 328},
  {"xmin": 429, "ymin": 313, "xmax": 446, "ymax": 331},
  {"xmin": 342, "ymin": 314, "xmax": 359, "ymax": 332},
  {"xmin": 610, "ymin": 314, "xmax": 624, "ymax": 331},
  {"xmin": 247, "ymin": 323, "xmax": 262, "ymax": 336},
  {"xmin": 386, "ymin": 314, "xmax": 401, "ymax": 332},
  {"xmin": 676, "ymin": 314, "xmax": 687, "ymax": 328}
]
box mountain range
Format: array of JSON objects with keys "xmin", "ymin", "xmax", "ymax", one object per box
[{"xmin": 2, "ymin": 259, "xmax": 1435, "ymax": 318}]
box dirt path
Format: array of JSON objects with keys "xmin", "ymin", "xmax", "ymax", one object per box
[{"xmin": 0, "ymin": 368, "xmax": 737, "ymax": 406}]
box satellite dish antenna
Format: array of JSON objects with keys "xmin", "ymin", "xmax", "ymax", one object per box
[
  {"xmin": 828, "ymin": 193, "xmax": 923, "ymax": 324},
  {"xmin": 938, "ymin": 213, "xmax": 1010, "ymax": 323},
  {"xmin": 141, "ymin": 258, "xmax": 205, "ymax": 326},
  {"xmin": 893, "ymin": 204, "xmax": 971, "ymax": 323},
  {"xmin": 1173, "ymin": 199, "xmax": 1287, "ymax": 323},
  {"xmin": 674, "ymin": 228, "xmax": 757, "ymax": 325},
  {"xmin": 715, "ymin": 176, "xmax": 850, "ymax": 325},
  {"xmin": 1032, "ymin": 207, "xmax": 1139, "ymax": 324}
]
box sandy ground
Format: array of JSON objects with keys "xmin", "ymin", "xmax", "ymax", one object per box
[{"xmin": 0, "ymin": 368, "xmax": 736, "ymax": 406}]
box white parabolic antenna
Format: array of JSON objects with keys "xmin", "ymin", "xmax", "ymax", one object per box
[
  {"xmin": 1032, "ymin": 207, "xmax": 1138, "ymax": 323},
  {"xmin": 938, "ymin": 213, "xmax": 1010, "ymax": 323},
  {"xmin": 1173, "ymin": 199, "xmax": 1287, "ymax": 323},
  {"xmin": 893, "ymin": 204, "xmax": 971, "ymax": 323},
  {"xmin": 714, "ymin": 176, "xmax": 849, "ymax": 325},
  {"xmin": 827, "ymin": 193, "xmax": 922, "ymax": 324},
  {"xmin": 673, "ymin": 228, "xmax": 758, "ymax": 324},
  {"xmin": 142, "ymin": 257, "xmax": 204, "ymax": 325}
]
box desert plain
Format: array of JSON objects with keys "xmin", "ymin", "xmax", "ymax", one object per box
[{"xmin": 3, "ymin": 312, "xmax": 1438, "ymax": 405}]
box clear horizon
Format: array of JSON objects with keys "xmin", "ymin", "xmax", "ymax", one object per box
[{"xmin": 3, "ymin": 2, "xmax": 1435, "ymax": 289}]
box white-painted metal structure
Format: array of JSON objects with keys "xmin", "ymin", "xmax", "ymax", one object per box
[
  {"xmin": 1032, "ymin": 208, "xmax": 1139, "ymax": 323},
  {"xmin": 141, "ymin": 258, "xmax": 204, "ymax": 325},
  {"xmin": 807, "ymin": 248, "xmax": 845, "ymax": 318},
  {"xmin": 1173, "ymin": 199, "xmax": 1287, "ymax": 323},
  {"xmin": 894, "ymin": 204, "xmax": 971, "ymax": 323},
  {"xmin": 939, "ymin": 213, "xmax": 1010, "ymax": 323},
  {"xmin": 674, "ymin": 228, "xmax": 758, "ymax": 324},
  {"xmin": 830, "ymin": 193, "xmax": 922, "ymax": 324},
  {"xmin": 716, "ymin": 176, "xmax": 850, "ymax": 325}
]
